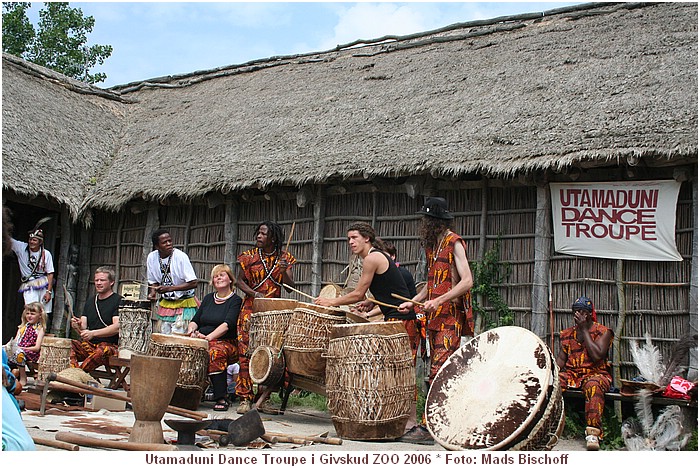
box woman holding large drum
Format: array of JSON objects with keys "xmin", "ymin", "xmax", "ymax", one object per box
[{"xmin": 186, "ymin": 264, "xmax": 241, "ymax": 411}]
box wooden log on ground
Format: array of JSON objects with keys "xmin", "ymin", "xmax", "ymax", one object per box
[
  {"xmin": 55, "ymin": 432, "xmax": 178, "ymax": 451},
  {"xmin": 32, "ymin": 436, "xmax": 80, "ymax": 451}
]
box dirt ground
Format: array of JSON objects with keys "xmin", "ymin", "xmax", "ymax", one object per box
[{"xmin": 17, "ymin": 390, "xmax": 585, "ymax": 452}]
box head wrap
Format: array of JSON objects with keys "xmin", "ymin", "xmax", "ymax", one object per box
[{"xmin": 572, "ymin": 296, "xmax": 596, "ymax": 322}]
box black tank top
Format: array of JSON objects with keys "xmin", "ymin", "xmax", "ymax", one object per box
[{"xmin": 369, "ymin": 250, "xmax": 416, "ymax": 320}]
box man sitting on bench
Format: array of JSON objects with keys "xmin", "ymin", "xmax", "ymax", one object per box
[
  {"xmin": 70, "ymin": 267, "xmax": 122, "ymax": 373},
  {"xmin": 556, "ymin": 296, "xmax": 613, "ymax": 451}
]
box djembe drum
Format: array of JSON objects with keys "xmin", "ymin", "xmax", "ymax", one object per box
[
  {"xmin": 425, "ymin": 326, "xmax": 564, "ymax": 451},
  {"xmin": 118, "ymin": 300, "xmax": 153, "ymax": 358},
  {"xmin": 249, "ymin": 345, "xmax": 285, "ymax": 387},
  {"xmin": 249, "ymin": 298, "xmax": 297, "ymax": 354},
  {"xmin": 37, "ymin": 337, "xmax": 72, "ymax": 381},
  {"xmin": 325, "ymin": 322, "xmax": 415, "ymax": 440},
  {"xmin": 283, "ymin": 305, "xmax": 345, "ymax": 379},
  {"xmin": 148, "ymin": 333, "xmax": 209, "ymax": 411}
]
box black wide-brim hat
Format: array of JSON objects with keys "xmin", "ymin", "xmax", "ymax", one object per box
[{"xmin": 417, "ymin": 197, "xmax": 453, "ymax": 220}]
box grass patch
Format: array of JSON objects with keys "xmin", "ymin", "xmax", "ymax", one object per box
[{"xmin": 269, "ymin": 390, "xmax": 327, "ymax": 412}]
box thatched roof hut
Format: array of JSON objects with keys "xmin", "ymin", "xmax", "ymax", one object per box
[
  {"xmin": 2, "ymin": 2, "xmax": 698, "ymax": 380},
  {"xmin": 3, "ymin": 2, "xmax": 697, "ymax": 218}
]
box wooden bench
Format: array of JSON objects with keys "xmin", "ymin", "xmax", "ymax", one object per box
[
  {"xmin": 89, "ymin": 356, "xmax": 131, "ymax": 392},
  {"xmin": 562, "ymin": 389, "xmax": 697, "ymax": 412}
]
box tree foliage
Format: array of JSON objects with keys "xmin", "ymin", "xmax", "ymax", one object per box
[{"xmin": 2, "ymin": 2, "xmax": 112, "ymax": 84}]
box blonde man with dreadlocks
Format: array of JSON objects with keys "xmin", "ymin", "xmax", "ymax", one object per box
[
  {"xmin": 556, "ymin": 296, "xmax": 613, "ymax": 451},
  {"xmin": 398, "ymin": 197, "xmax": 474, "ymax": 444},
  {"xmin": 235, "ymin": 221, "xmax": 296, "ymax": 414}
]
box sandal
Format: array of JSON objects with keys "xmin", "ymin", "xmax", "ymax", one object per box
[{"xmin": 213, "ymin": 399, "xmax": 229, "ymax": 412}]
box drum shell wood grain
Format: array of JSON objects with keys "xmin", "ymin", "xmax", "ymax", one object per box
[
  {"xmin": 118, "ymin": 303, "xmax": 153, "ymax": 358},
  {"xmin": 249, "ymin": 345, "xmax": 285, "ymax": 387},
  {"xmin": 283, "ymin": 307, "xmax": 346, "ymax": 379}
]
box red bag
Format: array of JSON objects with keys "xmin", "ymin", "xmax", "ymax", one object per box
[{"xmin": 662, "ymin": 375, "xmax": 694, "ymax": 400}]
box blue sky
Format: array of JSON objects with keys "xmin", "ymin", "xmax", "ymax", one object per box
[{"xmin": 24, "ymin": 2, "xmax": 581, "ymax": 88}]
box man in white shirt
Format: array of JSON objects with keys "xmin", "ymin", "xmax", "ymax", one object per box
[
  {"xmin": 147, "ymin": 229, "xmax": 199, "ymax": 334},
  {"xmin": 11, "ymin": 225, "xmax": 54, "ymax": 318}
]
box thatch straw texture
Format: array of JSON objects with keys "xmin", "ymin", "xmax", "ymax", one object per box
[
  {"xmin": 4, "ymin": 3, "xmax": 694, "ymax": 218},
  {"xmin": 1, "ymin": 55, "xmax": 127, "ymax": 219}
]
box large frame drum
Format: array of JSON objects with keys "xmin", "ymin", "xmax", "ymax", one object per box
[
  {"xmin": 118, "ymin": 300, "xmax": 153, "ymax": 358},
  {"xmin": 148, "ymin": 333, "xmax": 209, "ymax": 411},
  {"xmin": 38, "ymin": 337, "xmax": 72, "ymax": 381},
  {"xmin": 249, "ymin": 298, "xmax": 297, "ymax": 354},
  {"xmin": 425, "ymin": 326, "xmax": 564, "ymax": 450},
  {"xmin": 283, "ymin": 306, "xmax": 345, "ymax": 379},
  {"xmin": 325, "ymin": 322, "xmax": 415, "ymax": 440}
]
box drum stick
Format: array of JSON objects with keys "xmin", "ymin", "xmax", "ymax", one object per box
[
  {"xmin": 284, "ymin": 221, "xmax": 296, "ymax": 253},
  {"xmin": 366, "ymin": 297, "xmax": 399, "ymax": 309},
  {"xmin": 391, "ymin": 293, "xmax": 425, "ymax": 307},
  {"xmin": 282, "ymin": 283, "xmax": 316, "ymax": 301}
]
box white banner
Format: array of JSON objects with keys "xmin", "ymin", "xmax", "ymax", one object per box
[{"xmin": 550, "ymin": 180, "xmax": 682, "ymax": 262}]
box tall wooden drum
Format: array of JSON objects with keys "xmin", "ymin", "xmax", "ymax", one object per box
[
  {"xmin": 118, "ymin": 300, "xmax": 153, "ymax": 358},
  {"xmin": 283, "ymin": 306, "xmax": 345, "ymax": 379},
  {"xmin": 249, "ymin": 298, "xmax": 297, "ymax": 354},
  {"xmin": 425, "ymin": 326, "xmax": 564, "ymax": 451},
  {"xmin": 325, "ymin": 322, "xmax": 415, "ymax": 440},
  {"xmin": 148, "ymin": 333, "xmax": 209, "ymax": 411},
  {"xmin": 37, "ymin": 337, "xmax": 72, "ymax": 381}
]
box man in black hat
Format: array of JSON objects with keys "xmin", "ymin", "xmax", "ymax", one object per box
[
  {"xmin": 398, "ymin": 197, "xmax": 474, "ymax": 444},
  {"xmin": 10, "ymin": 223, "xmax": 54, "ymax": 318}
]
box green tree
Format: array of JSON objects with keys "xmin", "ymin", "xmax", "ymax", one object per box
[{"xmin": 2, "ymin": 2, "xmax": 112, "ymax": 84}]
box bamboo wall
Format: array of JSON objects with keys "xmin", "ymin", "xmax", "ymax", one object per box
[{"xmin": 84, "ymin": 176, "xmax": 696, "ymax": 381}]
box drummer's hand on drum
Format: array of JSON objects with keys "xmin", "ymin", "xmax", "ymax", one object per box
[
  {"xmin": 355, "ymin": 300, "xmax": 373, "ymax": 312},
  {"xmin": 314, "ymin": 297, "xmax": 333, "ymax": 307}
]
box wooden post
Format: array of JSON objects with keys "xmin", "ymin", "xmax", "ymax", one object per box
[
  {"xmin": 474, "ymin": 178, "xmax": 489, "ymax": 335},
  {"xmin": 531, "ymin": 182, "xmax": 552, "ymax": 339},
  {"xmin": 183, "ymin": 205, "xmax": 193, "ymax": 252},
  {"xmin": 311, "ymin": 186, "xmax": 326, "ymax": 297},
  {"xmin": 114, "ymin": 210, "xmax": 125, "ymax": 289},
  {"xmin": 52, "ymin": 206, "xmax": 72, "ymax": 335},
  {"xmin": 141, "ymin": 206, "xmax": 159, "ymax": 298},
  {"xmin": 76, "ymin": 223, "xmax": 93, "ymax": 316},
  {"xmin": 612, "ymin": 259, "xmax": 625, "ymax": 422},
  {"xmin": 224, "ymin": 197, "xmax": 239, "ymax": 266},
  {"xmin": 689, "ymin": 178, "xmax": 698, "ymax": 381}
]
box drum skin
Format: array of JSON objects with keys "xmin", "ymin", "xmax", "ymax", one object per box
[{"xmin": 426, "ymin": 326, "xmax": 553, "ymax": 450}]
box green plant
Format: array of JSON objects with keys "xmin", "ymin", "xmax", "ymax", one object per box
[
  {"xmin": 470, "ymin": 238, "xmax": 513, "ymax": 330},
  {"xmin": 270, "ymin": 390, "xmax": 327, "ymax": 412}
]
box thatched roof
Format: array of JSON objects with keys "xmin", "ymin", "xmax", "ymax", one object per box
[
  {"xmin": 2, "ymin": 2, "xmax": 697, "ymax": 218},
  {"xmin": 2, "ymin": 55, "xmax": 128, "ymax": 219}
]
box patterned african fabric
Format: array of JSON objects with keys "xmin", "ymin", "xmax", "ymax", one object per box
[
  {"xmin": 207, "ymin": 339, "xmax": 238, "ymax": 374},
  {"xmin": 425, "ymin": 231, "xmax": 474, "ymax": 336},
  {"xmin": 558, "ymin": 322, "xmax": 613, "ymax": 434},
  {"xmin": 236, "ymin": 248, "xmax": 296, "ymax": 401},
  {"xmin": 13, "ymin": 323, "xmax": 41, "ymax": 364},
  {"xmin": 70, "ymin": 340, "xmax": 118, "ymax": 373}
]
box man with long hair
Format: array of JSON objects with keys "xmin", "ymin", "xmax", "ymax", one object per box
[
  {"xmin": 398, "ymin": 197, "xmax": 474, "ymax": 444},
  {"xmin": 235, "ymin": 221, "xmax": 296, "ymax": 414}
]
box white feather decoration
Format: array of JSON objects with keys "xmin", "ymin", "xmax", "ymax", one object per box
[{"xmin": 629, "ymin": 333, "xmax": 664, "ymax": 384}]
